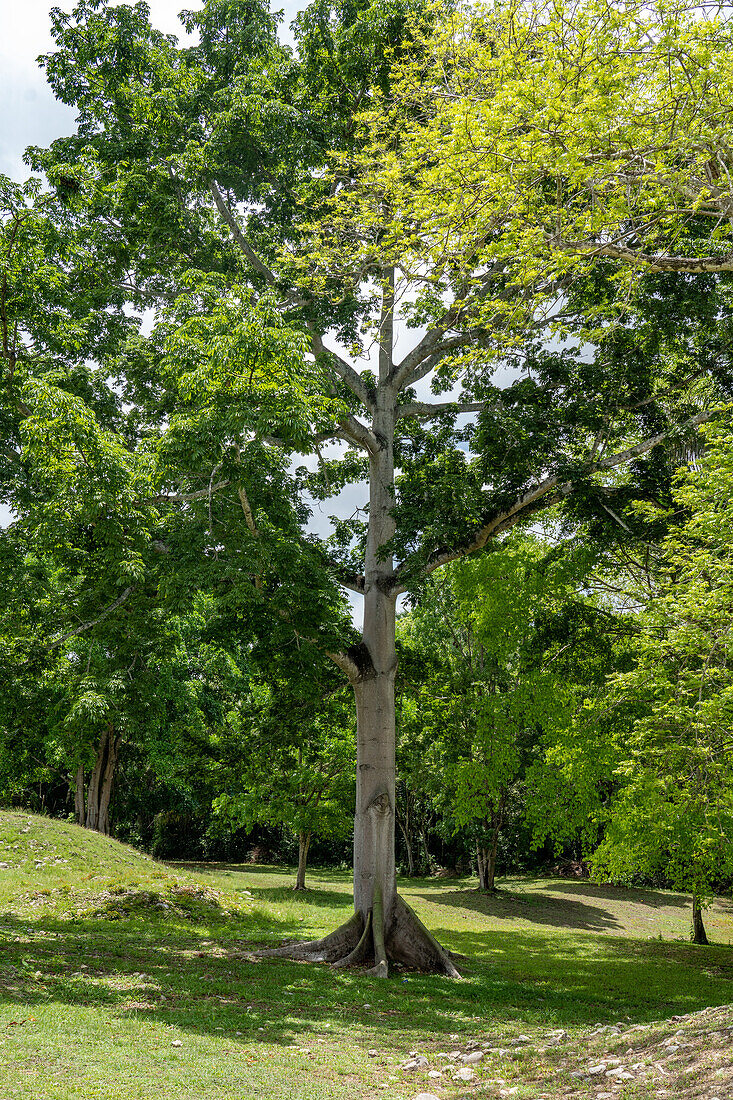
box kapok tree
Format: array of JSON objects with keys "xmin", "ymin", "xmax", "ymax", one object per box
[{"xmin": 35, "ymin": 0, "xmax": 733, "ymax": 974}]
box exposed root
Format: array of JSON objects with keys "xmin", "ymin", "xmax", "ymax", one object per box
[
  {"xmin": 386, "ymin": 895, "xmax": 461, "ymax": 978},
  {"xmin": 367, "ymin": 883, "xmax": 388, "ymax": 978},
  {"xmin": 332, "ymin": 910, "xmax": 373, "ymax": 969},
  {"xmin": 255, "ymin": 911, "xmax": 363, "ymax": 963},
  {"xmin": 256, "ymin": 894, "xmax": 460, "ymax": 977}
]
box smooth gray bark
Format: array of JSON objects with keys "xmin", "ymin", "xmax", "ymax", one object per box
[
  {"xmin": 85, "ymin": 723, "xmax": 117, "ymax": 835},
  {"xmin": 74, "ymin": 764, "xmax": 85, "ymax": 825}
]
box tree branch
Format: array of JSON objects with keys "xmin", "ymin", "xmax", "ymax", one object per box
[
  {"xmin": 397, "ymin": 399, "xmax": 490, "ymax": 421},
  {"xmin": 149, "ymin": 481, "xmax": 230, "ymax": 504},
  {"xmin": 390, "ymin": 409, "xmax": 715, "ymax": 594},
  {"xmin": 309, "ymin": 328, "xmax": 375, "ymax": 412},
  {"xmin": 209, "ymin": 181, "xmax": 279, "ymax": 287},
  {"xmin": 563, "ymin": 240, "xmax": 733, "ymax": 273},
  {"xmin": 49, "ymin": 587, "xmax": 135, "ymax": 649}
]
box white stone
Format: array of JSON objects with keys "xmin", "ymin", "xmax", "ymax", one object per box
[
  {"xmin": 401, "ymin": 1056, "xmax": 429, "ymax": 1072},
  {"xmin": 171, "ymin": 1040, "xmax": 182, "ymax": 1047},
  {"xmin": 413, "ymin": 1094, "xmax": 441, "ymax": 1100},
  {"xmin": 427, "ymin": 1070, "xmax": 442, "ymax": 1079},
  {"xmin": 368, "ymin": 1049, "xmax": 378, "ymax": 1057},
  {"xmin": 460, "ymin": 1051, "xmax": 484, "ymax": 1064},
  {"xmin": 453, "ymin": 1068, "xmax": 476, "ymax": 1082},
  {"xmin": 588, "ymin": 1064, "xmax": 607, "ymax": 1075}
]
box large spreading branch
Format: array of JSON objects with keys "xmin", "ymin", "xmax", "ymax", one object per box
[
  {"xmin": 209, "ymin": 181, "xmax": 279, "ymax": 288},
  {"xmin": 566, "ymin": 241, "xmax": 733, "ymax": 274},
  {"xmin": 309, "ymin": 328, "xmax": 375, "ymax": 412},
  {"xmin": 389, "ymin": 409, "xmax": 716, "ymax": 594},
  {"xmin": 397, "ymin": 399, "xmax": 489, "ymax": 420}
]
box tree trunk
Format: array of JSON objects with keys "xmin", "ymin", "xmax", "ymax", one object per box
[
  {"xmin": 260, "ymin": 280, "xmax": 458, "ymax": 976},
  {"xmin": 692, "ymin": 893, "xmax": 709, "ymax": 945},
  {"xmin": 74, "ymin": 765, "xmax": 85, "ymax": 825},
  {"xmin": 85, "ymin": 724, "xmax": 118, "ymax": 835},
  {"xmin": 294, "ymin": 830, "xmax": 311, "ymax": 890}
]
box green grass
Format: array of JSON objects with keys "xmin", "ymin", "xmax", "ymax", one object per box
[{"xmin": 0, "ymin": 811, "xmax": 732, "ymax": 1100}]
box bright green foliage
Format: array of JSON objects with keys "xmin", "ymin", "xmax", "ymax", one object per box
[
  {"xmin": 397, "ymin": 537, "xmax": 625, "ymax": 877},
  {"xmin": 591, "ymin": 420, "xmax": 733, "ymax": 900},
  {"xmin": 328, "ymin": 0, "xmax": 733, "ymax": 347}
]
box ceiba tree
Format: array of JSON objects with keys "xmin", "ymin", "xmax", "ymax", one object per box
[{"xmin": 30, "ymin": 0, "xmax": 733, "ymax": 974}]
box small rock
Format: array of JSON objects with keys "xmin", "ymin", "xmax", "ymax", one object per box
[
  {"xmin": 460, "ymin": 1051, "xmax": 484, "ymax": 1064},
  {"xmin": 368, "ymin": 1049, "xmax": 378, "ymax": 1057},
  {"xmin": 401, "ymin": 1056, "xmax": 429, "ymax": 1071},
  {"xmin": 449, "ymin": 1050, "xmax": 462, "ymax": 1058},
  {"xmin": 171, "ymin": 1040, "xmax": 182, "ymax": 1047},
  {"xmin": 427, "ymin": 1070, "xmax": 442, "ymax": 1079},
  {"xmin": 588, "ymin": 1064, "xmax": 607, "ymax": 1075},
  {"xmin": 516, "ymin": 1033, "xmax": 534, "ymax": 1043},
  {"xmin": 413, "ymin": 1094, "xmax": 440, "ymax": 1100},
  {"xmin": 453, "ymin": 1067, "xmax": 476, "ymax": 1082}
]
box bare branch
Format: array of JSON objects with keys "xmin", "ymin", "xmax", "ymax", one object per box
[
  {"xmin": 210, "ymin": 181, "xmax": 279, "ymax": 286},
  {"xmin": 564, "ymin": 240, "xmax": 733, "ymax": 273},
  {"xmin": 49, "ymin": 587, "xmax": 135, "ymax": 649},
  {"xmin": 326, "ymin": 649, "xmax": 361, "ymax": 681},
  {"xmin": 309, "ymin": 327, "xmax": 375, "ymax": 412},
  {"xmin": 333, "ymin": 415, "xmax": 380, "ymax": 455},
  {"xmin": 149, "ymin": 481, "xmax": 230, "ymax": 504},
  {"xmin": 397, "ymin": 399, "xmax": 490, "ymax": 421}
]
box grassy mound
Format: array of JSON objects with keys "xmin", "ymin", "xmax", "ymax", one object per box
[{"xmin": 0, "ymin": 810, "xmax": 249, "ymax": 923}]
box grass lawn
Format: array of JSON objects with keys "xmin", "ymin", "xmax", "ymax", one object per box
[{"xmin": 1, "ymin": 811, "xmax": 732, "ymax": 1100}]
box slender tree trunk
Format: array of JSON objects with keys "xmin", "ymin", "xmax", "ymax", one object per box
[
  {"xmin": 85, "ymin": 724, "xmax": 117, "ymax": 835},
  {"xmin": 398, "ymin": 816, "xmax": 415, "ymax": 876},
  {"xmin": 294, "ymin": 830, "xmax": 311, "ymax": 890},
  {"xmin": 692, "ymin": 893, "xmax": 709, "ymax": 945},
  {"xmin": 74, "ymin": 765, "xmax": 85, "ymax": 825}
]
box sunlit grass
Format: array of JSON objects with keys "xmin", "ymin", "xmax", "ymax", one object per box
[{"xmin": 0, "ymin": 811, "xmax": 732, "ymax": 1099}]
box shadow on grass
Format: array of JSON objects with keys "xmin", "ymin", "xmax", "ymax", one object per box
[
  {"xmin": 540, "ymin": 880, "xmax": 690, "ymax": 908},
  {"xmin": 411, "ymin": 885, "xmax": 623, "ymax": 933},
  {"xmin": 1, "ymin": 906, "xmax": 733, "ymax": 1053}
]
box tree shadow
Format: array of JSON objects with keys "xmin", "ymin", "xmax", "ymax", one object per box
[
  {"xmin": 1, "ymin": 910, "xmax": 732, "ymax": 1052},
  {"xmin": 411, "ymin": 886, "xmax": 623, "ymax": 932},
  {"xmin": 540, "ymin": 880, "xmax": 690, "ymax": 908}
]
